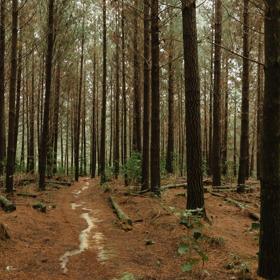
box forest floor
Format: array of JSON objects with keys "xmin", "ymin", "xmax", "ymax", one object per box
[{"xmin": 0, "ymin": 175, "xmax": 261, "ymax": 280}]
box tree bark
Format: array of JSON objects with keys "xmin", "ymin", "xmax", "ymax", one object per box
[
  {"xmin": 141, "ymin": 0, "xmax": 150, "ymax": 190},
  {"xmin": 166, "ymin": 37, "xmax": 175, "ymax": 174},
  {"xmin": 238, "ymin": 0, "xmax": 250, "ymax": 185},
  {"xmin": 150, "ymin": 0, "xmax": 160, "ymax": 194},
  {"xmin": 258, "ymin": 2, "xmax": 280, "ymax": 278},
  {"xmin": 114, "ymin": 7, "xmax": 120, "ymax": 178},
  {"xmin": 5, "ymin": 0, "xmax": 18, "ymax": 193},
  {"xmin": 132, "ymin": 0, "xmax": 142, "ymax": 154},
  {"xmin": 182, "ymin": 0, "xmax": 205, "ymax": 211},
  {"xmin": 100, "ymin": 0, "xmax": 107, "ymax": 184},
  {"xmin": 0, "ymin": 0, "xmax": 6, "ymax": 175},
  {"xmin": 39, "ymin": 0, "xmax": 55, "ymax": 190},
  {"xmin": 212, "ymin": 0, "xmax": 222, "ymax": 186}
]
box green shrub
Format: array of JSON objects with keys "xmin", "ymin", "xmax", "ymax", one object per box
[{"xmin": 122, "ymin": 152, "xmax": 142, "ymax": 185}]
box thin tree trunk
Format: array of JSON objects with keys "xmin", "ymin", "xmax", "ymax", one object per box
[
  {"xmin": 91, "ymin": 52, "xmax": 97, "ymax": 178},
  {"xmin": 100, "ymin": 0, "xmax": 107, "ymax": 184},
  {"xmin": 0, "ymin": 0, "xmax": 6, "ymax": 175},
  {"xmin": 256, "ymin": 29, "xmax": 263, "ymax": 180},
  {"xmin": 52, "ymin": 62, "xmax": 60, "ymax": 174},
  {"xmin": 141, "ymin": 0, "xmax": 151, "ymax": 190},
  {"xmin": 212, "ymin": 0, "xmax": 222, "ymax": 187},
  {"xmin": 6, "ymin": 0, "xmax": 18, "ymax": 193},
  {"xmin": 121, "ymin": 0, "xmax": 128, "ymax": 185},
  {"xmin": 222, "ymin": 56, "xmax": 229, "ymax": 176},
  {"xmin": 74, "ymin": 19, "xmax": 84, "ymax": 181},
  {"xmin": 27, "ymin": 51, "xmax": 35, "ymax": 173},
  {"xmin": 150, "ymin": 0, "xmax": 160, "ymax": 194},
  {"xmin": 133, "ymin": 0, "xmax": 142, "ymax": 154},
  {"xmin": 166, "ymin": 37, "xmax": 175, "ymax": 174},
  {"xmin": 39, "ymin": 0, "xmax": 55, "ymax": 190},
  {"xmin": 238, "ymin": 0, "xmax": 250, "ymax": 185},
  {"xmin": 113, "ymin": 8, "xmax": 120, "ymax": 178},
  {"xmin": 14, "ymin": 32, "xmax": 22, "ymax": 167}
]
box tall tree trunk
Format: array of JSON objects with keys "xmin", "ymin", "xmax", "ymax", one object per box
[
  {"xmin": 0, "ymin": 0, "xmax": 5, "ymax": 175},
  {"xmin": 222, "ymin": 56, "xmax": 229, "ymax": 176},
  {"xmin": 212, "ymin": 0, "xmax": 222, "ymax": 187},
  {"xmin": 39, "ymin": 0, "xmax": 54, "ymax": 190},
  {"xmin": 182, "ymin": 0, "xmax": 205, "ymax": 211},
  {"xmin": 52, "ymin": 62, "xmax": 61, "ymax": 174},
  {"xmin": 14, "ymin": 32, "xmax": 22, "ymax": 167},
  {"xmin": 166, "ymin": 38, "xmax": 174, "ymax": 174},
  {"xmin": 91, "ymin": 51, "xmax": 97, "ymax": 178},
  {"xmin": 6, "ymin": 0, "xmax": 18, "ymax": 193},
  {"xmin": 27, "ymin": 51, "xmax": 35, "ymax": 173},
  {"xmin": 238, "ymin": 0, "xmax": 250, "ymax": 185},
  {"xmin": 100, "ymin": 0, "xmax": 107, "ymax": 184},
  {"xmin": 256, "ymin": 30, "xmax": 263, "ymax": 180},
  {"xmin": 208, "ymin": 3, "xmax": 215, "ymax": 176},
  {"xmin": 258, "ymin": 2, "xmax": 280, "ymax": 277},
  {"xmin": 141, "ymin": 0, "xmax": 151, "ymax": 190},
  {"xmin": 150, "ymin": 0, "xmax": 160, "ymax": 194},
  {"xmin": 121, "ymin": 0, "xmax": 128, "ymax": 185},
  {"xmin": 233, "ymin": 91, "xmax": 237, "ymax": 177},
  {"xmin": 74, "ymin": 19, "xmax": 84, "ymax": 181},
  {"xmin": 113, "ymin": 8, "xmax": 120, "ymax": 178},
  {"xmin": 133, "ymin": 0, "xmax": 141, "ymax": 154}
]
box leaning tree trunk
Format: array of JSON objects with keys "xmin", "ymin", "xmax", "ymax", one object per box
[
  {"xmin": 141, "ymin": 0, "xmax": 150, "ymax": 190},
  {"xmin": 150, "ymin": 0, "xmax": 160, "ymax": 195},
  {"xmin": 39, "ymin": 0, "xmax": 54, "ymax": 191},
  {"xmin": 5, "ymin": 0, "xmax": 18, "ymax": 193},
  {"xmin": 0, "ymin": 0, "xmax": 6, "ymax": 176},
  {"xmin": 238, "ymin": 0, "xmax": 250, "ymax": 185},
  {"xmin": 182, "ymin": 0, "xmax": 205, "ymax": 211},
  {"xmin": 212, "ymin": 0, "xmax": 222, "ymax": 187},
  {"xmin": 258, "ymin": 1, "xmax": 280, "ymax": 278}
]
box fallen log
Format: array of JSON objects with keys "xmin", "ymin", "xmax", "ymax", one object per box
[
  {"xmin": 209, "ymin": 192, "xmax": 226, "ymax": 198},
  {"xmin": 244, "ymin": 209, "xmax": 260, "ymax": 221},
  {"xmin": 16, "ymin": 192, "xmax": 38, "ymax": 198},
  {"xmin": 109, "ymin": 196, "xmax": 132, "ymax": 230},
  {"xmin": 46, "ymin": 181, "xmax": 72, "ymax": 186},
  {"xmin": 160, "ymin": 183, "xmax": 187, "ymax": 191},
  {"xmin": 225, "ymin": 197, "xmax": 246, "ymax": 209},
  {"xmin": 0, "ymin": 196, "xmax": 16, "ymax": 212}
]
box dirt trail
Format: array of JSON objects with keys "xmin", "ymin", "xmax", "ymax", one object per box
[
  {"xmin": 0, "ymin": 177, "xmax": 261, "ymax": 280},
  {"xmin": 0, "ymin": 178, "xmax": 120, "ymax": 280}
]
